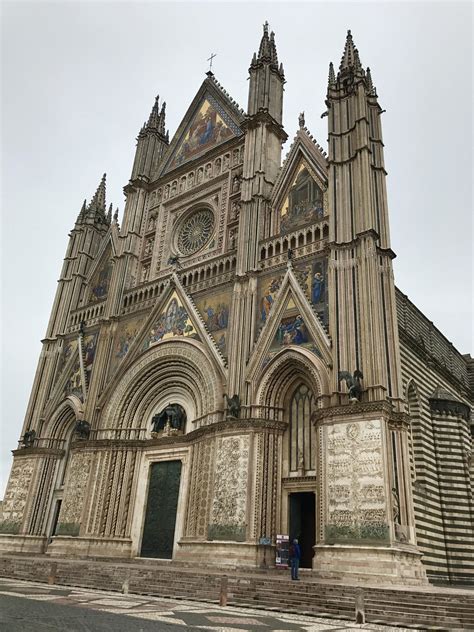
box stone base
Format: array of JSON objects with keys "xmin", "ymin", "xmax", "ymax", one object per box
[
  {"xmin": 175, "ymin": 539, "xmax": 262, "ymax": 567},
  {"xmin": 0, "ymin": 534, "xmax": 47, "ymax": 554},
  {"xmin": 313, "ymin": 543, "xmax": 428, "ymax": 585},
  {"xmin": 47, "ymin": 536, "xmax": 133, "ymax": 558}
]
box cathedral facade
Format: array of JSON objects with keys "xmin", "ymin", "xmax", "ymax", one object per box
[{"xmin": 1, "ymin": 26, "xmax": 473, "ymax": 585}]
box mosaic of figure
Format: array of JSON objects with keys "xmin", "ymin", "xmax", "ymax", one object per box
[
  {"xmin": 89, "ymin": 257, "xmax": 113, "ymax": 302},
  {"xmin": 170, "ymin": 98, "xmax": 237, "ymax": 169},
  {"xmin": 280, "ymin": 164, "xmax": 324, "ymax": 234},
  {"xmin": 260, "ymin": 277, "xmax": 282, "ymax": 325},
  {"xmin": 56, "ymin": 339, "xmax": 77, "ymax": 382},
  {"xmin": 275, "ymin": 314, "xmax": 308, "ymax": 347},
  {"xmin": 109, "ymin": 316, "xmax": 145, "ymax": 376},
  {"xmin": 143, "ymin": 295, "xmax": 197, "ymax": 349},
  {"xmin": 195, "ymin": 292, "xmax": 230, "ymax": 357}
]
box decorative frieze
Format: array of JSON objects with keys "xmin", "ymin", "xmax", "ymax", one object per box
[{"xmin": 0, "ymin": 457, "xmax": 35, "ymax": 534}]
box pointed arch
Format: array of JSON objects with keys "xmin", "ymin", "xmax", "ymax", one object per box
[{"xmin": 101, "ymin": 338, "xmax": 224, "ymax": 435}]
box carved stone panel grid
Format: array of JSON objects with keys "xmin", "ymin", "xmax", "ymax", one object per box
[
  {"xmin": 0, "ymin": 457, "xmax": 35, "ymax": 534},
  {"xmin": 57, "ymin": 452, "xmax": 93, "ymax": 536},
  {"xmin": 324, "ymin": 419, "xmax": 388, "ymax": 542},
  {"xmin": 251, "ymin": 433, "xmax": 264, "ymax": 540},
  {"xmin": 209, "ymin": 435, "xmax": 249, "ymax": 541}
]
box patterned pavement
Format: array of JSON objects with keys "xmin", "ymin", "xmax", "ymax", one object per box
[{"xmin": 0, "ymin": 577, "xmax": 410, "ymax": 631}]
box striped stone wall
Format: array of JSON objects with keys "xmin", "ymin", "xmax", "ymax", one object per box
[{"xmin": 396, "ymin": 288, "xmax": 473, "ymax": 584}]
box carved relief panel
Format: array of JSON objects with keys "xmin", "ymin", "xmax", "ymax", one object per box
[
  {"xmin": 322, "ymin": 419, "xmax": 388, "ymax": 543},
  {"xmin": 0, "ymin": 456, "xmax": 36, "ymax": 533},
  {"xmin": 208, "ymin": 435, "xmax": 249, "ymax": 541},
  {"xmin": 56, "ymin": 451, "xmax": 93, "ymax": 536}
]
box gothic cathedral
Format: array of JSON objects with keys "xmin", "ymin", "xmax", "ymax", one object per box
[{"xmin": 2, "ymin": 26, "xmax": 473, "ymax": 585}]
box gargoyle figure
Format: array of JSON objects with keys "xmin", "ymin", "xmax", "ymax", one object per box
[
  {"xmin": 21, "ymin": 429, "xmax": 36, "ymax": 448},
  {"xmin": 151, "ymin": 404, "xmax": 186, "ymax": 433},
  {"xmin": 74, "ymin": 419, "xmax": 91, "ymax": 440},
  {"xmin": 223, "ymin": 393, "xmax": 241, "ymax": 418},
  {"xmin": 338, "ymin": 370, "xmax": 364, "ymax": 402}
]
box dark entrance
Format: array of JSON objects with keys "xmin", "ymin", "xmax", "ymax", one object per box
[
  {"xmin": 289, "ymin": 492, "xmax": 315, "ymax": 568},
  {"xmin": 140, "ymin": 460, "xmax": 182, "ymax": 559}
]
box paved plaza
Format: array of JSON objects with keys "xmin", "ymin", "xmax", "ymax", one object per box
[{"xmin": 0, "ymin": 578, "xmax": 411, "ymax": 631}]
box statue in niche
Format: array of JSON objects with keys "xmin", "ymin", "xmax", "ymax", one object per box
[
  {"xmin": 391, "ymin": 487, "xmax": 400, "ymax": 524},
  {"xmin": 223, "ymin": 393, "xmax": 241, "ymax": 418},
  {"xmin": 197, "ymin": 168, "xmax": 203, "ymax": 184},
  {"xmin": 230, "ymin": 201, "xmax": 240, "ymax": 221},
  {"xmin": 205, "ymin": 163, "xmax": 212, "ymax": 180},
  {"xmin": 151, "ymin": 404, "xmax": 186, "ymax": 434},
  {"xmin": 144, "ymin": 239, "xmax": 153, "ymax": 257},
  {"xmin": 141, "ymin": 266, "xmax": 150, "ymax": 283},
  {"xmin": 156, "ymin": 188, "xmax": 162, "ymax": 203},
  {"xmin": 214, "ymin": 158, "xmax": 221, "ymax": 174},
  {"xmin": 179, "ymin": 177, "xmax": 186, "ymax": 193},
  {"xmin": 74, "ymin": 420, "xmax": 91, "ymax": 440},
  {"xmin": 147, "ymin": 216, "xmax": 156, "ymax": 232},
  {"xmin": 232, "ymin": 175, "xmax": 241, "ymax": 193},
  {"xmin": 232, "ymin": 149, "xmax": 239, "ymax": 165},
  {"xmin": 187, "ymin": 172, "xmax": 194, "ymax": 188},
  {"xmin": 163, "ymin": 185, "xmax": 170, "ymax": 200},
  {"xmin": 338, "ymin": 369, "xmax": 364, "ymax": 402},
  {"xmin": 223, "ymin": 154, "xmax": 230, "ymax": 170},
  {"xmin": 21, "ymin": 429, "xmax": 36, "ymax": 448},
  {"xmin": 229, "ymin": 228, "xmax": 237, "ymax": 250},
  {"xmin": 171, "ymin": 181, "xmax": 177, "ymax": 197}
]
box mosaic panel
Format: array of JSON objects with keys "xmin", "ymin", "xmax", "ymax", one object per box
[
  {"xmin": 195, "ymin": 290, "xmax": 231, "ymax": 357},
  {"xmin": 109, "ymin": 315, "xmax": 146, "ymax": 377},
  {"xmin": 280, "ymin": 163, "xmax": 324, "ymax": 234},
  {"xmin": 89, "ymin": 248, "xmax": 113, "ymax": 302},
  {"xmin": 167, "ymin": 96, "xmax": 240, "ymax": 170}
]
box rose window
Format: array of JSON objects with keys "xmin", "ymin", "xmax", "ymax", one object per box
[{"xmin": 178, "ymin": 209, "xmax": 214, "ymax": 255}]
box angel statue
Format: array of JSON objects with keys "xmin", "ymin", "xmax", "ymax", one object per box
[{"xmin": 338, "ymin": 369, "xmax": 364, "ymax": 402}]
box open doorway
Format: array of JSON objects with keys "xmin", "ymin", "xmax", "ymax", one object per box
[{"xmin": 289, "ymin": 492, "xmax": 315, "ymax": 568}]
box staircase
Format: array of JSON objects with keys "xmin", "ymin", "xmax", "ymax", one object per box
[{"xmin": 1, "ymin": 555, "xmax": 473, "ymax": 630}]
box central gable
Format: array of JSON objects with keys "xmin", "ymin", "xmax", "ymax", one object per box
[{"xmin": 160, "ymin": 77, "xmax": 244, "ymax": 177}]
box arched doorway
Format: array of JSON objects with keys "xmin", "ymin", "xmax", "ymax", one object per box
[{"xmin": 256, "ymin": 349, "xmax": 329, "ymax": 570}]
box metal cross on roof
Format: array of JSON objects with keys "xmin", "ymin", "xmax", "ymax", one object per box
[{"xmin": 207, "ymin": 53, "xmax": 217, "ymax": 72}]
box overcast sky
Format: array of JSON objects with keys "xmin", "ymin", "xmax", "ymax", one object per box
[{"xmin": 1, "ymin": 1, "xmax": 472, "ymax": 498}]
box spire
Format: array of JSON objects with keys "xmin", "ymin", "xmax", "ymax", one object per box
[
  {"xmin": 147, "ymin": 95, "xmax": 160, "ymax": 129},
  {"xmin": 269, "ymin": 30, "xmax": 278, "ymax": 65},
  {"xmin": 84, "ymin": 173, "xmax": 107, "ymax": 223},
  {"xmin": 142, "ymin": 95, "xmax": 167, "ymax": 137},
  {"xmin": 339, "ymin": 29, "xmax": 362, "ymax": 74},
  {"xmin": 113, "ymin": 207, "xmax": 119, "ymax": 223},
  {"xmin": 258, "ymin": 20, "xmax": 271, "ymax": 60},
  {"xmin": 107, "ymin": 202, "xmax": 112, "ymax": 224}
]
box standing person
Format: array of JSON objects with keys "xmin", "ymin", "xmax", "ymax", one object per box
[{"xmin": 289, "ymin": 538, "xmax": 301, "ymax": 580}]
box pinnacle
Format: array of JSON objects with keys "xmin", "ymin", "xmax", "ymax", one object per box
[
  {"xmin": 328, "ymin": 61, "xmax": 336, "ymax": 85},
  {"xmin": 339, "ymin": 29, "xmax": 362, "ymax": 73},
  {"xmin": 84, "ymin": 173, "xmax": 107, "ymax": 223},
  {"xmin": 252, "ymin": 21, "xmax": 282, "ymax": 75},
  {"xmin": 143, "ymin": 94, "xmax": 167, "ymax": 136}
]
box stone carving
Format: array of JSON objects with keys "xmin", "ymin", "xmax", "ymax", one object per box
[
  {"xmin": 324, "ymin": 419, "xmax": 388, "ymax": 542},
  {"xmin": 209, "ymin": 435, "xmax": 249, "ymax": 541},
  {"xmin": 0, "ymin": 457, "xmax": 35, "ymax": 533},
  {"xmin": 57, "ymin": 452, "xmax": 93, "ymax": 536}
]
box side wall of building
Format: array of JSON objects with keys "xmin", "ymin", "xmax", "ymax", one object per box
[{"xmin": 397, "ymin": 289, "xmax": 474, "ymax": 583}]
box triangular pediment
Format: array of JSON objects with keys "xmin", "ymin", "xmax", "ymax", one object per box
[
  {"xmin": 248, "ymin": 265, "xmax": 332, "ymax": 381},
  {"xmin": 159, "ymin": 76, "xmax": 244, "ymax": 177}
]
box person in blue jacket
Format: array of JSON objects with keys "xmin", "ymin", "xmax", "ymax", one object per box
[{"xmin": 289, "ymin": 538, "xmax": 301, "ymax": 580}]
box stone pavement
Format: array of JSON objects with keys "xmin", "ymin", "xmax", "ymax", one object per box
[{"xmin": 0, "ymin": 578, "xmax": 410, "ymax": 631}]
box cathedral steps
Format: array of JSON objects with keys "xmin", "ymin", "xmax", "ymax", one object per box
[{"xmin": 1, "ymin": 555, "xmax": 473, "ymax": 630}]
